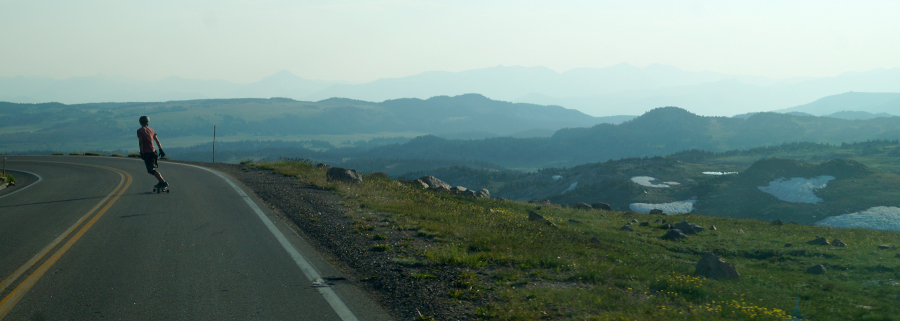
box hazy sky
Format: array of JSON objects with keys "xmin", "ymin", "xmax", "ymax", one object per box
[{"xmin": 2, "ymin": 0, "xmax": 899, "ymax": 83}]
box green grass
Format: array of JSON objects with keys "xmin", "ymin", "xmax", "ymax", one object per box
[
  {"xmin": 256, "ymin": 159, "xmax": 900, "ymax": 320},
  {"xmin": 1, "ymin": 173, "xmax": 14, "ymax": 184}
]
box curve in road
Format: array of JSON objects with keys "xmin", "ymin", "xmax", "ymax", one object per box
[{"xmin": 0, "ymin": 156, "xmax": 391, "ymax": 321}]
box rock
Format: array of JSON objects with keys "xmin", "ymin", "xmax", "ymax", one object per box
[
  {"xmin": 316, "ymin": 163, "xmax": 332, "ymax": 170},
  {"xmin": 450, "ymin": 186, "xmax": 468, "ymax": 193},
  {"xmin": 695, "ymin": 253, "xmax": 740, "ymax": 280},
  {"xmin": 879, "ymin": 244, "xmax": 891, "ymax": 250},
  {"xmin": 832, "ymin": 239, "xmax": 847, "ymax": 247},
  {"xmin": 462, "ymin": 190, "xmax": 478, "ymax": 198},
  {"xmin": 326, "ymin": 167, "xmax": 363, "ymax": 184},
  {"xmin": 9, "ymin": 181, "xmax": 15, "ymax": 186},
  {"xmin": 807, "ymin": 264, "xmax": 827, "ymax": 275},
  {"xmin": 895, "ymin": 253, "xmax": 900, "ymax": 258},
  {"xmin": 807, "ymin": 237, "xmax": 830, "ymax": 246},
  {"xmin": 410, "ymin": 179, "xmax": 429, "ymax": 189},
  {"xmin": 662, "ymin": 229, "xmax": 688, "ymax": 240},
  {"xmin": 639, "ymin": 221, "xmax": 650, "ymax": 227},
  {"xmin": 620, "ymin": 225, "xmax": 635, "ymax": 232},
  {"xmin": 568, "ymin": 219, "xmax": 582, "ymax": 224},
  {"xmin": 710, "ymin": 225, "xmax": 717, "ymax": 231},
  {"xmin": 0, "ymin": 176, "xmax": 6, "ymax": 183},
  {"xmin": 631, "ymin": 219, "xmax": 639, "ymax": 223},
  {"xmin": 544, "ymin": 220, "xmax": 559, "ymax": 229},
  {"xmin": 772, "ymin": 219, "xmax": 784, "ymax": 226},
  {"xmin": 674, "ymin": 221, "xmax": 704, "ymax": 234},
  {"xmin": 476, "ymin": 189, "xmax": 490, "ymax": 198},
  {"xmin": 654, "ymin": 219, "xmax": 662, "ymax": 223},
  {"xmin": 528, "ymin": 211, "xmax": 546, "ymax": 221},
  {"xmin": 659, "ymin": 223, "xmax": 674, "ymax": 230},
  {"xmin": 573, "ymin": 202, "xmax": 592, "ymax": 210},
  {"xmin": 418, "ymin": 176, "xmax": 451, "ymax": 191},
  {"xmin": 534, "ymin": 206, "xmax": 542, "ymax": 210},
  {"xmin": 649, "ymin": 209, "xmax": 664, "ymax": 215},
  {"xmin": 784, "ymin": 243, "xmax": 793, "ymax": 248},
  {"xmin": 591, "ymin": 203, "xmax": 612, "ymax": 211}
]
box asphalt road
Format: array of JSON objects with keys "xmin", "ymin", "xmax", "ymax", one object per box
[{"xmin": 0, "ymin": 156, "xmax": 392, "ymax": 321}]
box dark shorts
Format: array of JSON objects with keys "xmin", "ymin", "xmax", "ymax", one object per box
[{"xmin": 140, "ymin": 152, "xmax": 159, "ymax": 174}]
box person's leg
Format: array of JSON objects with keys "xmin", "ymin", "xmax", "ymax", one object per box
[{"xmin": 153, "ymin": 171, "xmax": 165, "ymax": 183}]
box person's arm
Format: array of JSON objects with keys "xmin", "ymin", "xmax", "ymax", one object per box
[{"xmin": 153, "ymin": 134, "xmax": 165, "ymax": 157}]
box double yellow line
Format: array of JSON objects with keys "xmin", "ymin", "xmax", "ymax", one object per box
[{"xmin": 0, "ymin": 162, "xmax": 132, "ymax": 319}]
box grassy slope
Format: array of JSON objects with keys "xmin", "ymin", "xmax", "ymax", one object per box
[{"xmin": 258, "ymin": 160, "xmax": 900, "ymax": 320}]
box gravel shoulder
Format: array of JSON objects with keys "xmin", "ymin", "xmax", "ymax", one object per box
[{"xmin": 182, "ymin": 161, "xmax": 475, "ymax": 321}]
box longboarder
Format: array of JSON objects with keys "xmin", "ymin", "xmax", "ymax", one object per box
[{"xmin": 137, "ymin": 115, "xmax": 168, "ymax": 191}]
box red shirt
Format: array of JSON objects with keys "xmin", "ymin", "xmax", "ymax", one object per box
[{"xmin": 137, "ymin": 126, "xmax": 157, "ymax": 153}]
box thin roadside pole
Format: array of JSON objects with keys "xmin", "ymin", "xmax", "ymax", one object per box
[
  {"xmin": 2, "ymin": 157, "xmax": 6, "ymax": 175},
  {"xmin": 213, "ymin": 125, "xmax": 216, "ymax": 164}
]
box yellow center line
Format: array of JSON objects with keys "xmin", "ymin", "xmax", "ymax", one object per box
[{"xmin": 0, "ymin": 162, "xmax": 133, "ymax": 320}]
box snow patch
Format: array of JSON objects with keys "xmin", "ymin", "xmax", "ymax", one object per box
[
  {"xmin": 629, "ymin": 200, "xmax": 696, "ymax": 214},
  {"xmin": 757, "ymin": 176, "xmax": 835, "ymax": 204},
  {"xmin": 631, "ymin": 176, "xmax": 677, "ymax": 188},
  {"xmin": 562, "ymin": 182, "xmax": 578, "ymax": 193},
  {"xmin": 552, "ymin": 175, "xmax": 562, "ymax": 180},
  {"xmin": 703, "ymin": 171, "xmax": 738, "ymax": 175},
  {"xmin": 815, "ymin": 207, "xmax": 900, "ymax": 231}
]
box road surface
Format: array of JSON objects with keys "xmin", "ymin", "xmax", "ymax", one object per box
[{"xmin": 0, "ymin": 155, "xmax": 392, "ymax": 320}]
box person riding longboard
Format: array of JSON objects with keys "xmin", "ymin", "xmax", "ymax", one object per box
[{"xmin": 137, "ymin": 116, "xmax": 168, "ymax": 189}]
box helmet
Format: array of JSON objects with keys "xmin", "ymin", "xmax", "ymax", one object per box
[{"xmin": 139, "ymin": 116, "xmax": 149, "ymax": 125}]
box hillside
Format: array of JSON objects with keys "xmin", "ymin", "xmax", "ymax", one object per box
[
  {"xmin": 357, "ymin": 107, "xmax": 900, "ymax": 169},
  {"xmin": 0, "ymin": 94, "xmax": 612, "ymax": 152},
  {"xmin": 775, "ymin": 92, "xmax": 900, "ymax": 116}
]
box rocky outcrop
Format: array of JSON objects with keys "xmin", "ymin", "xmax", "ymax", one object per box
[
  {"xmin": 476, "ymin": 189, "xmax": 490, "ymax": 198},
  {"xmin": 695, "ymin": 253, "xmax": 739, "ymax": 280},
  {"xmin": 662, "ymin": 229, "xmax": 687, "ymax": 240},
  {"xmin": 807, "ymin": 237, "xmax": 830, "ymax": 246},
  {"xmin": 674, "ymin": 221, "xmax": 704, "ymax": 234},
  {"xmin": 832, "ymin": 239, "xmax": 847, "ymax": 247},
  {"xmin": 649, "ymin": 209, "xmax": 664, "ymax": 215},
  {"xmin": 326, "ymin": 167, "xmax": 363, "ymax": 184},
  {"xmin": 592, "ymin": 203, "xmax": 612, "ymax": 211},
  {"xmin": 418, "ymin": 176, "xmax": 451, "ymax": 191}
]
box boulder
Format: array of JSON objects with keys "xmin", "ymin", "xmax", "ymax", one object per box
[
  {"xmin": 807, "ymin": 264, "xmax": 827, "ymax": 275},
  {"xmin": 662, "ymin": 229, "xmax": 688, "ymax": 240},
  {"xmin": 620, "ymin": 225, "xmax": 635, "ymax": 232},
  {"xmin": 573, "ymin": 202, "xmax": 592, "ymax": 210},
  {"xmin": 528, "ymin": 211, "xmax": 546, "ymax": 222},
  {"xmin": 631, "ymin": 219, "xmax": 639, "ymax": 223},
  {"xmin": 316, "ymin": 163, "xmax": 332, "ymax": 170},
  {"xmin": 418, "ymin": 176, "xmax": 451, "ymax": 191},
  {"xmin": 591, "ymin": 203, "xmax": 612, "ymax": 211},
  {"xmin": 476, "ymin": 189, "xmax": 490, "ymax": 198},
  {"xmin": 410, "ymin": 179, "xmax": 429, "ymax": 189},
  {"xmin": 710, "ymin": 225, "xmax": 717, "ymax": 231},
  {"xmin": 879, "ymin": 244, "xmax": 891, "ymax": 250},
  {"xmin": 654, "ymin": 218, "xmax": 662, "ymax": 223},
  {"xmin": 462, "ymin": 190, "xmax": 478, "ymax": 198},
  {"xmin": 772, "ymin": 219, "xmax": 784, "ymax": 226},
  {"xmin": 807, "ymin": 237, "xmax": 830, "ymax": 246},
  {"xmin": 832, "ymin": 239, "xmax": 847, "ymax": 247},
  {"xmin": 326, "ymin": 167, "xmax": 363, "ymax": 184},
  {"xmin": 695, "ymin": 253, "xmax": 739, "ymax": 280},
  {"xmin": 674, "ymin": 221, "xmax": 704, "ymax": 234},
  {"xmin": 649, "ymin": 209, "xmax": 664, "ymax": 215},
  {"xmin": 659, "ymin": 223, "xmax": 674, "ymax": 230},
  {"xmin": 639, "ymin": 221, "xmax": 650, "ymax": 227}
]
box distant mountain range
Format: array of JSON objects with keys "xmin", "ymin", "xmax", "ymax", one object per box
[
  {"xmin": 4, "ymin": 64, "xmax": 900, "ymax": 117},
  {"xmin": 0, "ymin": 94, "xmax": 623, "ymax": 152}
]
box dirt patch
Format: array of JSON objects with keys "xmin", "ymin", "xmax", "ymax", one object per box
[{"xmin": 180, "ymin": 161, "xmax": 478, "ymax": 320}]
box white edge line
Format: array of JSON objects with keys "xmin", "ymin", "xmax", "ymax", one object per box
[
  {"xmin": 0, "ymin": 170, "xmax": 43, "ymax": 200},
  {"xmin": 174, "ymin": 163, "xmax": 360, "ymax": 321}
]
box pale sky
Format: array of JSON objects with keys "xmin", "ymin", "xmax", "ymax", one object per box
[{"xmin": 2, "ymin": 0, "xmax": 899, "ymax": 83}]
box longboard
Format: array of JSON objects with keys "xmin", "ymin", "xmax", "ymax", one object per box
[{"xmin": 153, "ymin": 186, "xmax": 170, "ymax": 194}]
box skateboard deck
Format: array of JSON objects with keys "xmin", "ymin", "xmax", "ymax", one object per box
[{"xmin": 153, "ymin": 186, "xmax": 170, "ymax": 194}]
